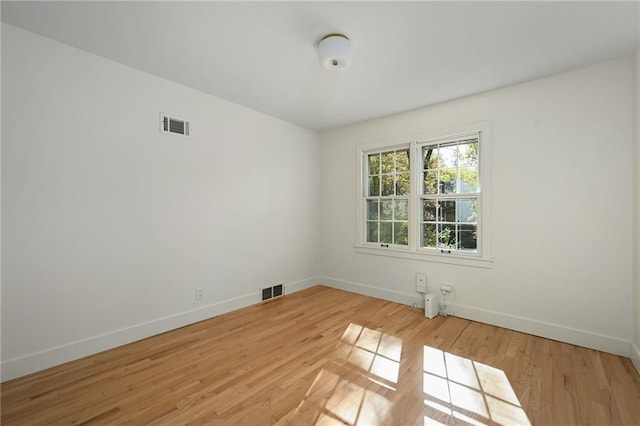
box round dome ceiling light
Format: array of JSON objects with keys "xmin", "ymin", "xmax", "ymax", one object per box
[{"xmin": 318, "ymin": 34, "xmax": 351, "ymax": 70}]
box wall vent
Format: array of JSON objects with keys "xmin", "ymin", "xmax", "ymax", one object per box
[
  {"xmin": 160, "ymin": 113, "xmax": 190, "ymax": 136},
  {"xmin": 262, "ymin": 284, "xmax": 284, "ymax": 301}
]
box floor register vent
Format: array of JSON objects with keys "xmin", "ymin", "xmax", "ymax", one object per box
[{"xmin": 262, "ymin": 284, "xmax": 284, "ymax": 301}]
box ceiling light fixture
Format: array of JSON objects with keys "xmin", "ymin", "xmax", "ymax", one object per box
[{"xmin": 318, "ymin": 34, "xmax": 351, "ymax": 71}]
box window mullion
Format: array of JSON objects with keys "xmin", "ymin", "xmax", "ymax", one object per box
[{"xmin": 409, "ymin": 141, "xmax": 420, "ymax": 251}]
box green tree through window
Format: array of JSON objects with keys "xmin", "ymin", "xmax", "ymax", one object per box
[
  {"xmin": 365, "ymin": 148, "xmax": 410, "ymax": 246},
  {"xmin": 359, "ymin": 127, "xmax": 488, "ymax": 263},
  {"xmin": 421, "ymin": 138, "xmax": 479, "ymax": 252}
]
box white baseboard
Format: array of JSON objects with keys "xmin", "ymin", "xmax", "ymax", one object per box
[
  {"xmin": 451, "ymin": 303, "xmax": 630, "ymax": 357},
  {"xmin": 285, "ymin": 276, "xmax": 321, "ymax": 294},
  {"xmin": 320, "ymin": 276, "xmax": 631, "ymax": 357},
  {"xmin": 322, "ymin": 276, "xmax": 425, "ymax": 307},
  {"xmin": 1, "ymin": 276, "xmax": 321, "ymax": 382},
  {"xmin": 631, "ymin": 342, "xmax": 640, "ymax": 375},
  {"xmin": 4, "ymin": 275, "xmax": 632, "ymax": 382}
]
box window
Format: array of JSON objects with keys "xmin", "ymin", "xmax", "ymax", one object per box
[
  {"xmin": 420, "ymin": 137, "xmax": 479, "ymax": 253},
  {"xmin": 365, "ymin": 148, "xmax": 410, "ymax": 247},
  {"xmin": 357, "ymin": 123, "xmax": 492, "ymax": 267}
]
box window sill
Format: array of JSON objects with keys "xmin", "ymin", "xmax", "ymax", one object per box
[{"xmin": 354, "ymin": 245, "xmax": 493, "ymax": 268}]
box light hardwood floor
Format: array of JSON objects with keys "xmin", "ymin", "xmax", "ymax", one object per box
[{"xmin": 2, "ymin": 286, "xmax": 640, "ymax": 425}]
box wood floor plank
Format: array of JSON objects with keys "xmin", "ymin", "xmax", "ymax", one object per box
[{"xmin": 2, "ymin": 285, "xmax": 639, "ymax": 425}]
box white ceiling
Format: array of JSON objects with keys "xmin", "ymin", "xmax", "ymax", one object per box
[{"xmin": 2, "ymin": 1, "xmax": 639, "ymax": 130}]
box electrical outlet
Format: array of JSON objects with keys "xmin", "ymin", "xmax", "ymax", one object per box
[
  {"xmin": 195, "ymin": 287, "xmax": 204, "ymax": 300},
  {"xmin": 416, "ymin": 273, "xmax": 427, "ymax": 293}
]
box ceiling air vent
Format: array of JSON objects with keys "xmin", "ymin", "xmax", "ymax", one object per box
[{"xmin": 160, "ymin": 113, "xmax": 190, "ymax": 137}]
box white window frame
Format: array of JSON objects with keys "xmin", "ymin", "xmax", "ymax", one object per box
[
  {"xmin": 361, "ymin": 144, "xmax": 412, "ymax": 251},
  {"xmin": 355, "ymin": 122, "xmax": 493, "ymax": 268}
]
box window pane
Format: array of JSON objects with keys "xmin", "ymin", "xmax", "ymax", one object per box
[
  {"xmin": 396, "ymin": 172, "xmax": 410, "ymax": 195},
  {"xmin": 380, "ymin": 200, "xmax": 393, "ymax": 220},
  {"xmin": 438, "ymin": 143, "xmax": 458, "ymax": 168},
  {"xmin": 459, "ymin": 167, "xmax": 478, "ymax": 193},
  {"xmin": 438, "ymin": 224, "xmax": 456, "ymax": 248},
  {"xmin": 439, "ymin": 169, "xmax": 457, "ymax": 194},
  {"xmin": 367, "ymin": 221, "xmax": 378, "ymax": 243},
  {"xmin": 368, "ymin": 153, "xmax": 380, "ymax": 175},
  {"xmin": 381, "ymin": 175, "xmax": 395, "ymax": 196},
  {"xmin": 423, "ymin": 223, "xmax": 437, "ymax": 247},
  {"xmin": 459, "ymin": 224, "xmax": 477, "ymax": 250},
  {"xmin": 381, "ymin": 152, "xmax": 395, "ymax": 173},
  {"xmin": 458, "ymin": 139, "xmax": 478, "ymax": 167},
  {"xmin": 423, "ymin": 146, "xmax": 438, "ymax": 170},
  {"xmin": 439, "ymin": 200, "xmax": 456, "ymax": 222},
  {"xmin": 394, "ymin": 199, "xmax": 408, "ymax": 220},
  {"xmin": 362, "ymin": 136, "xmax": 481, "ymax": 255},
  {"xmin": 367, "ymin": 200, "xmax": 379, "ymax": 220},
  {"xmin": 456, "ymin": 198, "xmax": 477, "ymax": 223},
  {"xmin": 423, "ymin": 199, "xmax": 437, "ymax": 221},
  {"xmin": 380, "ymin": 222, "xmax": 393, "ymax": 244},
  {"xmin": 368, "ymin": 176, "xmax": 380, "ymax": 196},
  {"xmin": 394, "ymin": 222, "xmax": 408, "ymax": 245},
  {"xmin": 424, "ymin": 171, "xmax": 438, "ymax": 194},
  {"xmin": 396, "ymin": 149, "xmax": 410, "ymax": 172}
]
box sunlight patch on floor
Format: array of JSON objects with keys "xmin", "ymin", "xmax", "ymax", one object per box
[
  {"xmin": 338, "ymin": 323, "xmax": 402, "ymax": 386},
  {"xmin": 422, "ymin": 345, "xmax": 531, "ymax": 426},
  {"xmin": 291, "ymin": 323, "xmax": 401, "ymax": 425}
]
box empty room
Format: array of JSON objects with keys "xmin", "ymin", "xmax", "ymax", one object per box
[{"xmin": 2, "ymin": 1, "xmax": 640, "ymax": 425}]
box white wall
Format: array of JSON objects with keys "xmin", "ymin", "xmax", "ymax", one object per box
[
  {"xmin": 0, "ymin": 12, "xmax": 4, "ymax": 383},
  {"xmin": 1, "ymin": 24, "xmax": 321, "ymax": 380},
  {"xmin": 2, "ymin": 23, "xmax": 637, "ymax": 382},
  {"xmin": 632, "ymin": 45, "xmax": 640, "ymax": 373},
  {"xmin": 319, "ymin": 58, "xmax": 634, "ymax": 355}
]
